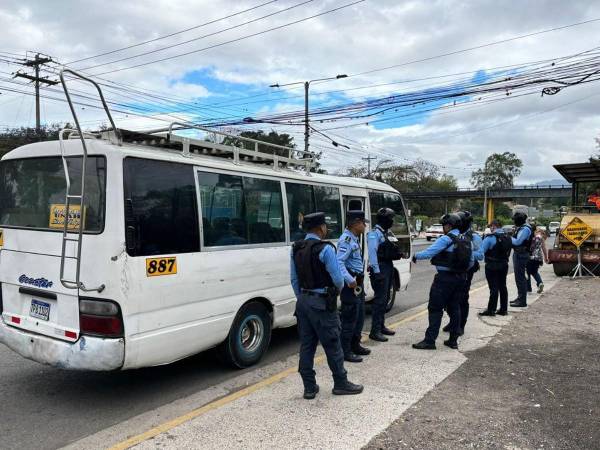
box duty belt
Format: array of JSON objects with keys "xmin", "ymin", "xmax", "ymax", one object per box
[{"xmin": 301, "ymin": 288, "xmax": 330, "ymax": 298}]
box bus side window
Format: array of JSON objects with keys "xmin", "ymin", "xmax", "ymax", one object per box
[
  {"xmin": 285, "ymin": 183, "xmax": 342, "ymax": 241},
  {"xmin": 197, "ymin": 172, "xmax": 286, "ymax": 247},
  {"xmin": 124, "ymin": 158, "xmax": 200, "ymax": 257}
]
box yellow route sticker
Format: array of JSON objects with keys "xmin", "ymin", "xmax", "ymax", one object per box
[
  {"xmin": 0, "ymin": 229, "xmax": 3, "ymax": 247},
  {"xmin": 49, "ymin": 204, "xmax": 85, "ymax": 230},
  {"xmin": 561, "ymin": 217, "xmax": 593, "ymax": 248},
  {"xmin": 146, "ymin": 257, "xmax": 177, "ymax": 277}
]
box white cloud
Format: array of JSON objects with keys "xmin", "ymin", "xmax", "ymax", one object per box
[{"xmin": 0, "ymin": 0, "xmax": 599, "ymax": 185}]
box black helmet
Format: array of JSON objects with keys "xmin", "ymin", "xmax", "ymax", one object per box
[
  {"xmin": 457, "ymin": 210, "xmax": 473, "ymax": 233},
  {"xmin": 513, "ymin": 212, "xmax": 527, "ymax": 226},
  {"xmin": 376, "ymin": 207, "xmax": 395, "ymax": 229},
  {"xmin": 440, "ymin": 213, "xmax": 462, "ymax": 229}
]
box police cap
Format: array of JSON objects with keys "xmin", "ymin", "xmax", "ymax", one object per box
[
  {"xmin": 346, "ymin": 210, "xmax": 369, "ymax": 225},
  {"xmin": 302, "ymin": 212, "xmax": 327, "ymax": 230}
]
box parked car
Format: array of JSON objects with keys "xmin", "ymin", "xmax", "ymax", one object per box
[
  {"xmin": 548, "ymin": 221, "xmax": 560, "ymax": 235},
  {"xmin": 425, "ymin": 224, "xmax": 444, "ymax": 241}
]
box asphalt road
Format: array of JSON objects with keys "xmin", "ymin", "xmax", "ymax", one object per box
[{"xmin": 0, "ymin": 238, "xmax": 549, "ymax": 450}]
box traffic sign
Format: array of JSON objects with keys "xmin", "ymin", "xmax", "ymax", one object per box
[{"xmin": 561, "ymin": 217, "xmax": 593, "ymax": 248}]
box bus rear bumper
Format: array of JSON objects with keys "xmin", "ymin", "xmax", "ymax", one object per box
[{"xmin": 0, "ymin": 320, "xmax": 125, "ymax": 371}]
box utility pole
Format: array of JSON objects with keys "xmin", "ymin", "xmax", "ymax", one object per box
[
  {"xmin": 362, "ymin": 154, "xmax": 377, "ymax": 179},
  {"xmin": 14, "ymin": 53, "xmax": 58, "ymax": 134},
  {"xmin": 270, "ymin": 74, "xmax": 347, "ymax": 155},
  {"xmin": 304, "ymin": 81, "xmax": 309, "ymax": 154}
]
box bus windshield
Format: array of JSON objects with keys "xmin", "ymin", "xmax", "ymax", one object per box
[{"xmin": 0, "ymin": 156, "xmax": 106, "ymax": 232}]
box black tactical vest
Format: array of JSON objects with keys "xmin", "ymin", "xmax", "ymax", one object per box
[
  {"xmin": 513, "ymin": 225, "xmax": 533, "ymax": 253},
  {"xmin": 485, "ymin": 233, "xmax": 512, "ymax": 270},
  {"xmin": 292, "ymin": 240, "xmax": 335, "ymax": 290}
]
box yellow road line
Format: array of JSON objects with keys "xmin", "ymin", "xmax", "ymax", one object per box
[{"xmin": 108, "ymin": 283, "xmax": 487, "ymax": 450}]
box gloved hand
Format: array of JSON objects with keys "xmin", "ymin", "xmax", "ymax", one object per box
[{"xmin": 411, "ymin": 255, "xmax": 417, "ymax": 264}]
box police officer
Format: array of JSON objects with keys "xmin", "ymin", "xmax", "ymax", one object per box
[
  {"xmin": 478, "ymin": 219, "xmax": 512, "ymax": 316},
  {"xmin": 454, "ymin": 211, "xmax": 482, "ymax": 334},
  {"xmin": 367, "ymin": 207, "xmax": 397, "ymax": 342},
  {"xmin": 337, "ymin": 210, "xmax": 371, "ymax": 363},
  {"xmin": 290, "ymin": 212, "xmax": 364, "ymax": 399},
  {"xmin": 412, "ymin": 213, "xmax": 472, "ymax": 350},
  {"xmin": 510, "ymin": 212, "xmax": 533, "ymax": 308}
]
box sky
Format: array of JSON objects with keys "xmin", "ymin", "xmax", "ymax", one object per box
[{"xmin": 1, "ymin": 0, "xmax": 599, "ymax": 186}]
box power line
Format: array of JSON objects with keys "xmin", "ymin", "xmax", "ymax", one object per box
[
  {"xmin": 86, "ymin": 0, "xmax": 366, "ymax": 76},
  {"xmin": 76, "ymin": 0, "xmax": 316, "ymax": 72},
  {"xmin": 65, "ymin": 0, "xmax": 280, "ymax": 65}
]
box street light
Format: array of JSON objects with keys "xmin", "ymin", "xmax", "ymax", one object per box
[{"xmin": 270, "ymin": 74, "xmax": 347, "ymax": 153}]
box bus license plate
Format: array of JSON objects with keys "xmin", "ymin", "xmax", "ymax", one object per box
[{"xmin": 30, "ymin": 299, "xmax": 50, "ymax": 321}]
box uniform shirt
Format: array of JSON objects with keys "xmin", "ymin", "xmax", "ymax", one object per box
[
  {"xmin": 480, "ymin": 228, "xmax": 508, "ymax": 255},
  {"xmin": 415, "ymin": 228, "xmax": 478, "ymax": 272},
  {"xmin": 336, "ymin": 228, "xmax": 364, "ymax": 286},
  {"xmin": 367, "ymin": 225, "xmax": 386, "ymax": 273},
  {"xmin": 470, "ymin": 230, "xmax": 484, "ymax": 265},
  {"xmin": 512, "ymin": 225, "xmax": 532, "ymax": 247},
  {"xmin": 290, "ymin": 233, "xmax": 345, "ymax": 298}
]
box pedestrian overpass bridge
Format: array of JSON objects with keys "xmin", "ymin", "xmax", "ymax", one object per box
[{"xmin": 402, "ymin": 184, "xmax": 571, "ymax": 222}]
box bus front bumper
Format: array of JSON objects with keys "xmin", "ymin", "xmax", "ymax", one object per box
[{"xmin": 0, "ymin": 320, "xmax": 124, "ymax": 371}]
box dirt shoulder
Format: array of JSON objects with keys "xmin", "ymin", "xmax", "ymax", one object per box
[{"xmin": 365, "ymin": 278, "xmax": 600, "ymax": 450}]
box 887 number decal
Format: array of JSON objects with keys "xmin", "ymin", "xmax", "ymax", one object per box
[{"xmin": 146, "ymin": 257, "xmax": 177, "ymax": 277}]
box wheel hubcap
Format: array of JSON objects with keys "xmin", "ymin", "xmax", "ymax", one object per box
[{"xmin": 240, "ymin": 317, "xmax": 263, "ymax": 352}]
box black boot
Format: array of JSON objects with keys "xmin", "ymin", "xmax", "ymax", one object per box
[
  {"xmin": 443, "ymin": 337, "xmax": 458, "ymax": 349},
  {"xmin": 381, "ymin": 326, "xmax": 396, "ymax": 336},
  {"xmin": 496, "ymin": 310, "xmax": 508, "ymax": 316},
  {"xmin": 478, "ymin": 310, "xmax": 495, "ymax": 317},
  {"xmin": 352, "ymin": 343, "xmax": 371, "ymax": 356},
  {"xmin": 412, "ymin": 340, "xmax": 436, "ymax": 350},
  {"xmin": 332, "ymin": 380, "xmax": 364, "ymax": 395},
  {"xmin": 510, "ymin": 301, "xmax": 527, "ymax": 307},
  {"xmin": 303, "ymin": 384, "xmax": 319, "ymax": 400},
  {"xmin": 369, "ymin": 332, "xmax": 388, "ymax": 342},
  {"xmin": 344, "ymin": 352, "xmax": 363, "ymax": 363}
]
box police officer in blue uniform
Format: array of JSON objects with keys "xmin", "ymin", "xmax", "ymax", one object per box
[
  {"xmin": 337, "ymin": 210, "xmax": 371, "ymax": 363},
  {"xmin": 291, "ymin": 212, "xmax": 364, "ymax": 399},
  {"xmin": 367, "ymin": 207, "xmax": 397, "ymax": 342},
  {"xmin": 510, "ymin": 212, "xmax": 533, "ymax": 308},
  {"xmin": 479, "ymin": 219, "xmax": 512, "ymax": 316},
  {"xmin": 412, "ymin": 213, "xmax": 475, "ymax": 350},
  {"xmin": 453, "ymin": 211, "xmax": 483, "ymax": 334}
]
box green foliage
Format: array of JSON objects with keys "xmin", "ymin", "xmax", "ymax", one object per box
[
  {"xmin": 345, "ymin": 158, "xmax": 459, "ymax": 217},
  {"xmin": 471, "ymin": 152, "xmax": 523, "ymax": 189},
  {"xmin": 221, "ymin": 129, "xmax": 324, "ymax": 173},
  {"xmin": 0, "ymin": 124, "xmax": 65, "ymax": 156}
]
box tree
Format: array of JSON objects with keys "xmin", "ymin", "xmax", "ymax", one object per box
[
  {"xmin": 0, "ymin": 124, "xmax": 64, "ymax": 156},
  {"xmin": 221, "ymin": 129, "xmax": 323, "ymax": 172},
  {"xmin": 344, "ymin": 158, "xmax": 459, "ymax": 217},
  {"xmin": 471, "ymin": 152, "xmax": 523, "ymax": 189}
]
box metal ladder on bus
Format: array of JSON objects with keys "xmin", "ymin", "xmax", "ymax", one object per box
[{"xmin": 57, "ymin": 68, "xmax": 121, "ymax": 293}]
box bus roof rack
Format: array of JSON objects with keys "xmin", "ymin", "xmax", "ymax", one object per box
[{"xmin": 100, "ymin": 122, "xmax": 315, "ymax": 172}]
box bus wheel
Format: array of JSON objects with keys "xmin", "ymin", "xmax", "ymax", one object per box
[
  {"xmin": 385, "ymin": 283, "xmax": 397, "ymax": 313},
  {"xmin": 218, "ymin": 302, "xmax": 272, "ymax": 369}
]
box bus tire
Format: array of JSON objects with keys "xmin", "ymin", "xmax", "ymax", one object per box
[
  {"xmin": 552, "ymin": 262, "xmax": 573, "ymax": 277},
  {"xmin": 218, "ymin": 302, "xmax": 272, "ymax": 369},
  {"xmin": 385, "ymin": 281, "xmax": 397, "ymax": 313}
]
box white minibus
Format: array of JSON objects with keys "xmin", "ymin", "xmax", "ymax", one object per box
[{"xmin": 0, "ymin": 72, "xmax": 412, "ymax": 370}]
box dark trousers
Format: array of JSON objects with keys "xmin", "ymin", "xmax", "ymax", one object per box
[
  {"xmin": 340, "ymin": 284, "xmax": 365, "ymax": 355},
  {"xmin": 458, "ymin": 266, "xmax": 477, "ymax": 330},
  {"xmin": 369, "ymin": 261, "xmax": 393, "ymax": 334},
  {"xmin": 425, "ymin": 271, "xmax": 466, "ymax": 344},
  {"xmin": 526, "ymin": 260, "xmax": 543, "ymax": 291},
  {"xmin": 296, "ymin": 294, "xmax": 347, "ymax": 389},
  {"xmin": 513, "ymin": 252, "xmax": 529, "ymax": 304},
  {"xmin": 485, "ymin": 264, "xmax": 509, "ymax": 312}
]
